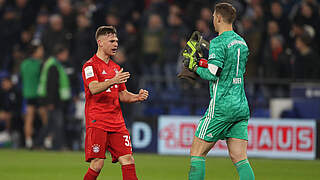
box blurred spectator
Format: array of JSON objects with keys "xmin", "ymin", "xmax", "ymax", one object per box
[
  {"xmin": 41, "ymin": 14, "xmax": 71, "ymax": 57},
  {"xmin": 32, "ymin": 11, "xmax": 49, "ymax": 45},
  {"xmin": 14, "ymin": 0, "xmax": 38, "ymax": 29},
  {"xmin": 143, "ymin": 0, "xmax": 169, "ymax": 22},
  {"xmin": 122, "ymin": 21, "xmax": 141, "ymax": 75},
  {"xmin": 20, "ymin": 44, "xmax": 48, "ymax": 149},
  {"xmin": 267, "ymin": 20, "xmax": 280, "ymax": 36},
  {"xmin": 0, "ymin": 77, "xmax": 22, "ymax": 139},
  {"xmin": 104, "ymin": 12, "xmax": 126, "ymax": 43},
  {"xmin": 263, "ymin": 34, "xmax": 292, "ymax": 78},
  {"xmin": 200, "ymin": 7, "xmax": 212, "ymax": 24},
  {"xmin": 195, "ymin": 18, "xmax": 214, "ymax": 41},
  {"xmin": 260, "ymin": 20, "xmax": 281, "ymax": 77},
  {"xmin": 0, "ymin": 7, "xmax": 21, "ymax": 70},
  {"xmin": 10, "ymin": 29, "xmax": 32, "ymax": 74},
  {"xmin": 292, "ymin": 1, "xmax": 319, "ymax": 50},
  {"xmin": 163, "ymin": 13, "xmax": 189, "ymax": 88},
  {"xmin": 57, "ymin": 0, "xmax": 76, "ymax": 35},
  {"xmin": 38, "ymin": 45, "xmax": 71, "ymax": 150},
  {"xmin": 184, "ymin": 1, "xmax": 211, "ymax": 27},
  {"xmin": 141, "ymin": 14, "xmax": 165, "ymax": 75},
  {"xmin": 72, "ymin": 14, "xmax": 95, "ymax": 72},
  {"xmin": 164, "ymin": 13, "xmax": 189, "ymax": 64},
  {"xmin": 289, "ymin": 22, "xmax": 305, "ymax": 49},
  {"xmin": 240, "ymin": 15, "xmax": 262, "ymax": 78},
  {"xmin": 294, "ymin": 33, "xmax": 320, "ymax": 79},
  {"xmin": 169, "ymin": 3, "xmax": 182, "ymax": 16},
  {"xmin": 292, "ymin": 1, "xmax": 318, "ymax": 29},
  {"xmin": 267, "ymin": 2, "xmax": 290, "ymax": 40}
]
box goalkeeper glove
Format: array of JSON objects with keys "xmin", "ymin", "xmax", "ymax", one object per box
[
  {"xmin": 183, "ymin": 57, "xmax": 208, "ymax": 72},
  {"xmin": 183, "ymin": 56, "xmax": 198, "ymax": 72}
]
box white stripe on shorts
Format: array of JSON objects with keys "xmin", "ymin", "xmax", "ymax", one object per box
[
  {"xmin": 199, "ymin": 84, "xmax": 215, "ymax": 138},
  {"xmin": 200, "ymin": 79, "xmax": 219, "ymax": 139}
]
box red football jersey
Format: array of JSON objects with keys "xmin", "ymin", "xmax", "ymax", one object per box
[{"xmin": 82, "ymin": 54, "xmax": 127, "ymax": 132}]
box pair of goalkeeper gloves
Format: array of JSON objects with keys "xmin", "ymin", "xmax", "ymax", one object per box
[{"xmin": 181, "ymin": 31, "xmax": 209, "ymax": 72}]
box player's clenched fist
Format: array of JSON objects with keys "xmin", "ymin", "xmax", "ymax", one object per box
[
  {"xmin": 113, "ymin": 68, "xmax": 130, "ymax": 84},
  {"xmin": 137, "ymin": 89, "xmax": 148, "ymax": 101}
]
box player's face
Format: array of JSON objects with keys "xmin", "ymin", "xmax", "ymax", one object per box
[
  {"xmin": 100, "ymin": 34, "xmax": 119, "ymax": 56},
  {"xmin": 35, "ymin": 46, "xmax": 44, "ymax": 59}
]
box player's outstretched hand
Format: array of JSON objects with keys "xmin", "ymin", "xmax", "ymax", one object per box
[
  {"xmin": 113, "ymin": 68, "xmax": 130, "ymax": 84},
  {"xmin": 137, "ymin": 89, "xmax": 148, "ymax": 101}
]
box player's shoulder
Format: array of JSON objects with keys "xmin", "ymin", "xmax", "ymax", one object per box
[
  {"xmin": 82, "ymin": 57, "xmax": 96, "ymax": 69},
  {"xmin": 210, "ymin": 36, "xmax": 225, "ymax": 49},
  {"xmin": 226, "ymin": 33, "xmax": 248, "ymax": 49}
]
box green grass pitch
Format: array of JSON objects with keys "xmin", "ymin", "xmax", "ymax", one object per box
[{"xmin": 0, "ymin": 149, "xmax": 319, "ymax": 180}]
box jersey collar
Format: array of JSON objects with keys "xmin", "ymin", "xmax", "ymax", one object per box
[
  {"xmin": 93, "ymin": 54, "xmax": 110, "ymax": 65},
  {"xmin": 220, "ymin": 30, "xmax": 234, "ymax": 36}
]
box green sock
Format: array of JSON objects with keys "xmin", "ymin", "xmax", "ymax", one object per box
[
  {"xmin": 235, "ymin": 159, "xmax": 255, "ymax": 180},
  {"xmin": 188, "ymin": 156, "xmax": 205, "ymax": 180}
]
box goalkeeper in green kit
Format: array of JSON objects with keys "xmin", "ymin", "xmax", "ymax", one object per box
[{"xmin": 185, "ymin": 3, "xmax": 255, "ymax": 180}]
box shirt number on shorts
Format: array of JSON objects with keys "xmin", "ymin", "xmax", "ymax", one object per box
[{"xmin": 123, "ymin": 135, "xmax": 131, "ymax": 147}]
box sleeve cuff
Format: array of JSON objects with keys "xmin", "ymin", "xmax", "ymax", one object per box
[{"xmin": 196, "ymin": 66, "xmax": 202, "ymax": 75}]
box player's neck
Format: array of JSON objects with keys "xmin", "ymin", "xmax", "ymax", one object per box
[
  {"xmin": 96, "ymin": 50, "xmax": 110, "ymax": 63},
  {"xmin": 218, "ymin": 24, "xmax": 233, "ymax": 35}
]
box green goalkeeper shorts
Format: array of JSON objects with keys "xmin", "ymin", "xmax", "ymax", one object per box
[{"xmin": 195, "ymin": 114, "xmax": 248, "ymax": 142}]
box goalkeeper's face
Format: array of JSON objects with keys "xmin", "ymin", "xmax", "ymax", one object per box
[{"xmin": 99, "ymin": 33, "xmax": 119, "ymax": 56}]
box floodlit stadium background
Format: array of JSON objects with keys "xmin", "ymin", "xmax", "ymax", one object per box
[{"xmin": 0, "ymin": 0, "xmax": 319, "ymax": 179}]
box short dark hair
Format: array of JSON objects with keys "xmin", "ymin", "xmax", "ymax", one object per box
[
  {"xmin": 95, "ymin": 26, "xmax": 117, "ymax": 40},
  {"xmin": 214, "ymin": 2, "xmax": 237, "ymax": 24},
  {"xmin": 27, "ymin": 44, "xmax": 42, "ymax": 56},
  {"xmin": 53, "ymin": 44, "xmax": 68, "ymax": 55}
]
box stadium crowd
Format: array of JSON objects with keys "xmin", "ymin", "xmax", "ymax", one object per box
[{"xmin": 0, "ymin": 0, "xmax": 320, "ymax": 149}]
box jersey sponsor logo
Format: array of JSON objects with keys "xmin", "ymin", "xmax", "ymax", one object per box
[
  {"xmin": 92, "ymin": 144, "xmax": 101, "ymax": 153},
  {"xmin": 102, "ymin": 70, "xmax": 107, "ymax": 74},
  {"xmin": 227, "ymin": 40, "xmax": 247, "ymax": 48},
  {"xmin": 84, "ymin": 66, "xmax": 94, "ymax": 79}
]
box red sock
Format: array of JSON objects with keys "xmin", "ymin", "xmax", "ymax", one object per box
[
  {"xmin": 84, "ymin": 168, "xmax": 100, "ymax": 180},
  {"xmin": 121, "ymin": 164, "xmax": 138, "ymax": 180}
]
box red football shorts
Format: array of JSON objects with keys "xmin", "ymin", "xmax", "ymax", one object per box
[{"xmin": 85, "ymin": 127, "xmax": 133, "ymax": 163}]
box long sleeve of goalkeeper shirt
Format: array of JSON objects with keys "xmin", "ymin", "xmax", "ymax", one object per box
[{"xmin": 196, "ymin": 66, "xmax": 218, "ymax": 81}]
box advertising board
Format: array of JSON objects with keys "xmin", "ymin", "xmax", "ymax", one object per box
[{"xmin": 158, "ymin": 116, "xmax": 316, "ymax": 159}]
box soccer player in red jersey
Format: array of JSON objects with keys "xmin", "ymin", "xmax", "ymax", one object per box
[{"xmin": 82, "ymin": 26, "xmax": 148, "ymax": 180}]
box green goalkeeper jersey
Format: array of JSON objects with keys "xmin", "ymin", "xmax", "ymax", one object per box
[{"xmin": 196, "ymin": 31, "xmax": 250, "ymax": 122}]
